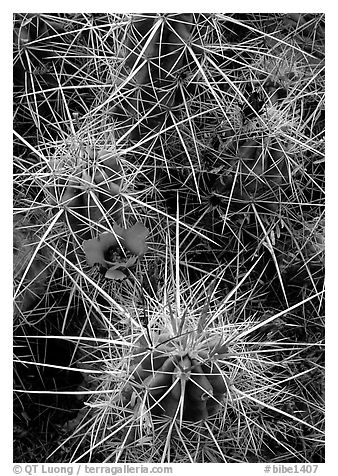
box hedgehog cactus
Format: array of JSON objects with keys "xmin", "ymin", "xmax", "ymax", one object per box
[
  {"xmin": 13, "ymin": 212, "xmax": 51, "ymax": 319},
  {"xmin": 212, "ymin": 137, "xmax": 289, "ymax": 214},
  {"xmin": 50, "ymin": 147, "xmax": 123, "ymax": 240},
  {"xmin": 123, "ymin": 330, "xmax": 228, "ymax": 423},
  {"xmin": 114, "ymin": 13, "xmax": 208, "ymax": 141}
]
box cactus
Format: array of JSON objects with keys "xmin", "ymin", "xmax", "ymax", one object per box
[
  {"xmin": 113, "ymin": 13, "xmax": 208, "ymax": 142},
  {"xmin": 13, "ymin": 211, "xmax": 52, "ymax": 320},
  {"xmin": 49, "ymin": 147, "xmax": 123, "ymax": 240},
  {"xmin": 13, "ymin": 13, "xmax": 325, "ymax": 464},
  {"xmin": 211, "ymin": 136, "xmax": 289, "ymax": 214},
  {"xmin": 122, "ymin": 330, "xmax": 229, "ymax": 429}
]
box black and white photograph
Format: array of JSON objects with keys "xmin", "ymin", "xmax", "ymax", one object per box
[{"xmin": 12, "ymin": 10, "xmax": 325, "ymax": 467}]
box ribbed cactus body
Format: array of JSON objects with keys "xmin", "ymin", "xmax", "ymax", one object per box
[
  {"xmin": 50, "ymin": 148, "xmax": 123, "ymax": 240},
  {"xmin": 114, "ymin": 14, "xmax": 207, "ymax": 141},
  {"xmin": 13, "ymin": 213, "xmax": 51, "ymax": 318},
  {"xmin": 125, "ymin": 332, "xmax": 228, "ymax": 422},
  {"xmin": 213, "ymin": 137, "xmax": 289, "ymax": 213}
]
